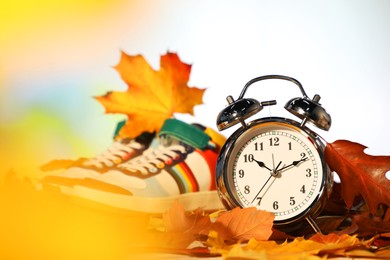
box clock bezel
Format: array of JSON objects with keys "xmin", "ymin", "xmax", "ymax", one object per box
[{"xmin": 216, "ymin": 117, "xmax": 332, "ymax": 228}]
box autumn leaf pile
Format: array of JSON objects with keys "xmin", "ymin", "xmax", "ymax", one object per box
[{"xmin": 1, "ymin": 51, "xmax": 390, "ymax": 259}]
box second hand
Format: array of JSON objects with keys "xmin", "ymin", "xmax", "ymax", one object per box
[{"xmin": 251, "ymin": 160, "xmax": 282, "ymax": 204}]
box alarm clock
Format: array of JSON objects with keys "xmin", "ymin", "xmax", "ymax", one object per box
[{"xmin": 216, "ymin": 75, "xmax": 333, "ymax": 233}]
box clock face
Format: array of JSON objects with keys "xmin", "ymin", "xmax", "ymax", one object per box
[{"xmin": 226, "ymin": 121, "xmax": 326, "ymax": 223}]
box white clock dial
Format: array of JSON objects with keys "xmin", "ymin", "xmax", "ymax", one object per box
[{"xmin": 227, "ymin": 122, "xmax": 325, "ymax": 222}]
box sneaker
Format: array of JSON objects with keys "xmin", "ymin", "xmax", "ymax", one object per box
[
  {"xmin": 40, "ymin": 121, "xmax": 155, "ymax": 193},
  {"xmin": 44, "ymin": 118, "xmax": 226, "ymax": 213}
]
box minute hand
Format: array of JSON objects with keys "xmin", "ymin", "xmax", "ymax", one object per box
[{"xmin": 276, "ymin": 157, "xmax": 308, "ymax": 173}]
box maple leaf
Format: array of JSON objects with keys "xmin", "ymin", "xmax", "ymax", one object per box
[
  {"xmin": 96, "ymin": 51, "xmax": 205, "ymax": 139},
  {"xmin": 324, "ymin": 140, "xmax": 390, "ymax": 215}
]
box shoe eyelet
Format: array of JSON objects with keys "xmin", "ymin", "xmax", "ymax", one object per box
[
  {"xmin": 114, "ymin": 158, "xmax": 122, "ymax": 164},
  {"xmin": 149, "ymin": 167, "xmax": 158, "ymax": 173},
  {"xmin": 173, "ymin": 154, "xmax": 181, "ymax": 161},
  {"xmin": 122, "ymin": 152, "xmax": 132, "ymax": 161},
  {"xmin": 156, "ymin": 162, "xmax": 165, "ymax": 169},
  {"xmin": 106, "ymin": 162, "xmax": 114, "ymax": 167}
]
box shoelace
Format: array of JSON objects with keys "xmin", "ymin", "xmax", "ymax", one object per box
[
  {"xmin": 83, "ymin": 140, "xmax": 144, "ymax": 168},
  {"xmin": 119, "ymin": 144, "xmax": 187, "ymax": 175}
]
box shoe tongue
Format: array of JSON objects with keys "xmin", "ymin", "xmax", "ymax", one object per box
[
  {"xmin": 158, "ymin": 119, "xmax": 210, "ymax": 149},
  {"xmin": 159, "ymin": 135, "xmax": 182, "ymax": 147}
]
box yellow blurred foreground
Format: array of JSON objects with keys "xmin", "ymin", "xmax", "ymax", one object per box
[{"xmin": 0, "ymin": 173, "xmax": 155, "ymax": 260}]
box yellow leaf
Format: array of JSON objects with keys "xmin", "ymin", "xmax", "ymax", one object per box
[
  {"xmin": 223, "ymin": 239, "xmax": 324, "ymax": 260},
  {"xmin": 96, "ymin": 52, "xmax": 205, "ymax": 139},
  {"xmin": 223, "ymin": 234, "xmax": 371, "ymax": 259}
]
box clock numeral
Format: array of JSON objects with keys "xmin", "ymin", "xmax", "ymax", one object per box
[
  {"xmin": 273, "ymin": 201, "xmax": 279, "ymax": 210},
  {"xmin": 256, "ymin": 197, "xmax": 262, "ymax": 206},
  {"xmin": 269, "ymin": 137, "xmax": 280, "ymax": 146},
  {"xmin": 243, "ymin": 154, "xmax": 254, "ymax": 163},
  {"xmin": 300, "ymin": 185, "xmax": 306, "ymax": 193},
  {"xmin": 254, "ymin": 142, "xmax": 264, "ymax": 151},
  {"xmin": 244, "ymin": 185, "xmax": 251, "ymax": 194},
  {"xmin": 290, "ymin": 197, "xmax": 295, "ymax": 206},
  {"xmin": 288, "ymin": 142, "xmax": 292, "ymax": 150},
  {"xmin": 238, "ymin": 169, "xmax": 245, "ymax": 178},
  {"xmin": 306, "ymin": 168, "xmax": 312, "ymax": 177}
]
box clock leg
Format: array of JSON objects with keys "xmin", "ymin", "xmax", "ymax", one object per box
[{"xmin": 305, "ymin": 216, "xmax": 322, "ymax": 234}]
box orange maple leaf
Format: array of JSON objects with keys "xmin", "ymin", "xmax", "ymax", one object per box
[
  {"xmin": 324, "ymin": 140, "xmax": 390, "ymax": 215},
  {"xmin": 96, "ymin": 51, "xmax": 205, "ymax": 139}
]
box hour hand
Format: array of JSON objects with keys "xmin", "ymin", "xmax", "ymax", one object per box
[
  {"xmin": 277, "ymin": 157, "xmax": 308, "ymax": 173},
  {"xmin": 253, "ymin": 159, "xmax": 272, "ymax": 171}
]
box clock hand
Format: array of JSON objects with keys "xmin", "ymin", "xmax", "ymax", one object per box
[
  {"xmin": 272, "ymin": 160, "xmax": 282, "ymax": 176},
  {"xmin": 276, "ymin": 157, "xmax": 308, "ymax": 173},
  {"xmin": 251, "ymin": 175, "xmax": 272, "ymax": 204},
  {"xmin": 253, "ymin": 159, "xmax": 272, "ymax": 172},
  {"xmin": 251, "ymin": 160, "xmax": 282, "ymax": 204}
]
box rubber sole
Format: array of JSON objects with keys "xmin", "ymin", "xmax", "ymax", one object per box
[
  {"xmin": 42, "ymin": 181, "xmax": 225, "ymax": 214},
  {"xmin": 70, "ymin": 185, "xmax": 224, "ymax": 213}
]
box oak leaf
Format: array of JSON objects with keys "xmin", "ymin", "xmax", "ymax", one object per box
[
  {"xmin": 96, "ymin": 51, "xmax": 205, "ymax": 139},
  {"xmin": 349, "ymin": 212, "xmax": 390, "ymax": 237},
  {"xmin": 324, "ymin": 140, "xmax": 390, "ymax": 215}
]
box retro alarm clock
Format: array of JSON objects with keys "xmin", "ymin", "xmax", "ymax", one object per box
[{"xmin": 216, "ymin": 75, "xmax": 333, "ymax": 233}]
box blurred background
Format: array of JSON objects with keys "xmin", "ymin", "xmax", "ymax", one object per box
[{"xmin": 1, "ymin": 0, "xmax": 390, "ymax": 179}]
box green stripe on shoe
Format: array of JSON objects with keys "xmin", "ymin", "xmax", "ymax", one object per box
[{"xmin": 159, "ymin": 119, "xmax": 210, "ymax": 150}]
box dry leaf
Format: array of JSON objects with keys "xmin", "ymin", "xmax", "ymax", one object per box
[
  {"xmin": 324, "ymin": 140, "xmax": 390, "ymax": 215},
  {"xmin": 372, "ymin": 232, "xmax": 390, "ymax": 249},
  {"xmin": 96, "ymin": 52, "xmax": 205, "ymax": 139},
  {"xmin": 349, "ymin": 212, "xmax": 390, "ymax": 237},
  {"xmin": 309, "ymin": 233, "xmax": 363, "ymax": 247},
  {"xmin": 213, "ymin": 207, "xmax": 274, "ymax": 242},
  {"xmin": 215, "ymin": 234, "xmax": 370, "ymax": 260},
  {"xmin": 162, "ymin": 201, "xmax": 212, "ymax": 235}
]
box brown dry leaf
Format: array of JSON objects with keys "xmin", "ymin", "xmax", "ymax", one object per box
[
  {"xmin": 96, "ymin": 51, "xmax": 205, "ymax": 139},
  {"xmin": 213, "ymin": 207, "xmax": 274, "ymax": 242},
  {"xmin": 372, "ymin": 232, "xmax": 390, "ymax": 248},
  {"xmin": 349, "ymin": 212, "xmax": 390, "ymax": 237},
  {"xmin": 162, "ymin": 201, "xmax": 212, "ymax": 235},
  {"xmin": 324, "ymin": 140, "xmax": 390, "ymax": 215}
]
